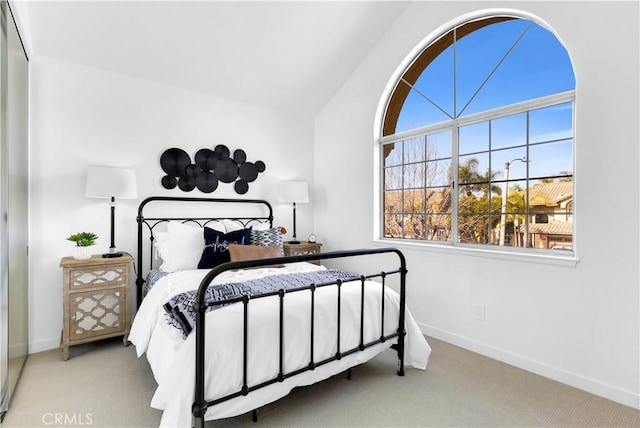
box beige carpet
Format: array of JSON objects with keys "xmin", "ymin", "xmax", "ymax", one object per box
[{"xmin": 2, "ymin": 336, "xmax": 638, "ymax": 427}]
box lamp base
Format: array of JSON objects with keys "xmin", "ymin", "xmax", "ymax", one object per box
[
  {"xmin": 102, "ymin": 252, "xmax": 123, "ymax": 258},
  {"xmin": 287, "ymin": 240, "xmax": 301, "ymax": 244}
]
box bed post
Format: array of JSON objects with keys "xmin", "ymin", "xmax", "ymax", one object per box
[
  {"xmin": 193, "ymin": 299, "xmax": 207, "ymax": 428},
  {"xmin": 395, "ymin": 249, "xmax": 407, "ymax": 376},
  {"xmin": 136, "ymin": 210, "xmax": 144, "ymax": 308}
]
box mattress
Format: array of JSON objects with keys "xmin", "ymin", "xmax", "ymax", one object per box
[{"xmin": 129, "ymin": 262, "xmax": 431, "ymax": 427}]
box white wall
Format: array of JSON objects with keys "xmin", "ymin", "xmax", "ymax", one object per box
[
  {"xmin": 29, "ymin": 56, "xmax": 316, "ymax": 352},
  {"xmin": 314, "ymin": 1, "xmax": 639, "ymax": 409}
]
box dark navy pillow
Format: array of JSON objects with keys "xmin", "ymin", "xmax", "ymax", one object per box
[{"xmin": 197, "ymin": 227, "xmax": 252, "ymax": 269}]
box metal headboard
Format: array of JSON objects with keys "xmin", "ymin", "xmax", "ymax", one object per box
[{"xmin": 135, "ymin": 196, "xmax": 274, "ymax": 307}]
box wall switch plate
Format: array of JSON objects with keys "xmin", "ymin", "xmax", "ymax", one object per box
[{"xmin": 474, "ymin": 304, "xmax": 486, "ymax": 321}]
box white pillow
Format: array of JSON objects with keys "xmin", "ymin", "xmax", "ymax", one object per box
[
  {"xmin": 153, "ymin": 231, "xmax": 170, "ymax": 270},
  {"xmin": 251, "ymin": 222, "xmax": 271, "ymax": 231},
  {"xmin": 156, "ymin": 221, "xmax": 225, "ymax": 272},
  {"xmin": 222, "ymin": 219, "xmax": 270, "ymax": 232},
  {"xmin": 221, "ymin": 219, "xmax": 245, "ymax": 232}
]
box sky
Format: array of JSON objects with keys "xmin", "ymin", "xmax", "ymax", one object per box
[{"xmin": 390, "ymin": 18, "xmax": 575, "ymax": 183}]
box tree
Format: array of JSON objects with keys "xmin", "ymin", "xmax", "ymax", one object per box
[{"xmin": 456, "ymin": 158, "xmax": 502, "ymax": 244}]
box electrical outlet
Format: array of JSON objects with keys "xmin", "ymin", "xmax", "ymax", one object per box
[{"xmin": 474, "ymin": 304, "xmax": 486, "ymax": 321}]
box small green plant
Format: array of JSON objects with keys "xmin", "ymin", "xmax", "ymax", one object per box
[{"xmin": 66, "ymin": 232, "xmax": 98, "ymax": 247}]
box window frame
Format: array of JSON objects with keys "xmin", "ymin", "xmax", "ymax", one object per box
[{"xmin": 375, "ymin": 16, "xmax": 577, "ymax": 265}]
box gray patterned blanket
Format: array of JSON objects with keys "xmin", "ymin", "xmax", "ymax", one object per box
[{"xmin": 163, "ymin": 269, "xmax": 360, "ymax": 337}]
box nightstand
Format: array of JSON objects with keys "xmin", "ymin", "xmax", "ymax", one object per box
[
  {"xmin": 59, "ymin": 253, "xmax": 133, "ymax": 360},
  {"xmin": 283, "ymin": 241, "xmax": 322, "ymax": 264}
]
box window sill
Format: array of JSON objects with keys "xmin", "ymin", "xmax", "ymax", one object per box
[{"xmin": 372, "ymin": 238, "xmax": 579, "ymax": 267}]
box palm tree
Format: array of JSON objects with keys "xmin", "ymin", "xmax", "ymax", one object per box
[
  {"xmin": 458, "ymin": 158, "xmax": 480, "ymax": 196},
  {"xmin": 457, "ymin": 158, "xmax": 501, "ymax": 197}
]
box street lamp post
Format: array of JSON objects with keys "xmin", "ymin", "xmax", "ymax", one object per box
[{"xmin": 499, "ymin": 157, "xmax": 527, "ymax": 246}]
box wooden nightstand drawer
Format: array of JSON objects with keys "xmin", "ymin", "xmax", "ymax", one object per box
[
  {"xmin": 68, "ymin": 264, "xmax": 128, "ymax": 290},
  {"xmin": 283, "ymin": 241, "xmax": 322, "ymax": 264},
  {"xmin": 68, "ymin": 288, "xmax": 125, "ymax": 342},
  {"xmin": 60, "ymin": 253, "xmax": 133, "ymax": 360}
]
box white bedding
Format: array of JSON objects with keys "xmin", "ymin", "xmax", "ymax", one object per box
[{"xmin": 129, "ymin": 262, "xmax": 431, "ymax": 427}]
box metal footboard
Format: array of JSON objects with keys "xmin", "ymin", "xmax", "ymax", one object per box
[{"xmin": 192, "ymin": 247, "xmax": 407, "ymax": 427}]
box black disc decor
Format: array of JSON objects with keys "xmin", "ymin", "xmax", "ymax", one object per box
[
  {"xmin": 160, "ymin": 144, "xmax": 266, "ymax": 194},
  {"xmin": 195, "ymin": 148, "xmax": 217, "ymax": 171},
  {"xmin": 178, "ymin": 176, "xmax": 197, "ymax": 192},
  {"xmin": 234, "ymin": 179, "xmax": 249, "ymax": 195},
  {"xmin": 195, "ymin": 171, "xmax": 218, "ymax": 193},
  {"xmin": 233, "ymin": 149, "xmax": 247, "ymax": 164},
  {"xmin": 216, "ymin": 158, "xmax": 239, "ymax": 183},
  {"xmin": 160, "ymin": 148, "xmax": 191, "ymax": 177}
]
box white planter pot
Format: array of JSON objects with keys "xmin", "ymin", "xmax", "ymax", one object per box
[{"xmin": 73, "ymin": 246, "xmax": 93, "ymax": 260}]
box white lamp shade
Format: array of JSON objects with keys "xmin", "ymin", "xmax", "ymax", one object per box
[
  {"xmin": 278, "ymin": 181, "xmax": 309, "ymax": 203},
  {"xmin": 85, "ymin": 166, "xmax": 138, "ymax": 199}
]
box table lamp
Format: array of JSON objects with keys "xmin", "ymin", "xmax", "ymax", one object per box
[
  {"xmin": 85, "ymin": 166, "xmax": 138, "ymax": 258},
  {"xmin": 278, "ymin": 181, "xmax": 309, "ymax": 244}
]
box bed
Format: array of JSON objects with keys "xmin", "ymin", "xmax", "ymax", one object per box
[{"xmin": 128, "ymin": 196, "xmax": 431, "ymax": 427}]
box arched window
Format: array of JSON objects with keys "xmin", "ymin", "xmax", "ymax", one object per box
[{"xmin": 379, "ymin": 15, "xmax": 575, "ymax": 253}]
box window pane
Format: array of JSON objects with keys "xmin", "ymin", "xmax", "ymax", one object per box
[
  {"xmin": 424, "ymin": 214, "xmax": 451, "ymax": 242},
  {"xmin": 502, "ymin": 179, "xmax": 528, "ymax": 216},
  {"xmin": 413, "ymin": 45, "xmax": 455, "ymax": 119},
  {"xmin": 383, "ymin": 190, "xmax": 401, "ymax": 213},
  {"xmin": 404, "ymin": 214, "xmax": 426, "ymax": 239},
  {"xmin": 529, "ymin": 102, "xmax": 573, "ymax": 143},
  {"xmin": 404, "ymin": 163, "xmax": 426, "ymax": 189},
  {"xmin": 528, "ymin": 140, "xmax": 572, "ymax": 179},
  {"xmin": 426, "ymin": 131, "xmax": 452, "ymax": 187},
  {"xmin": 383, "ymin": 142, "xmax": 403, "ymax": 167},
  {"xmin": 396, "ymin": 83, "xmax": 451, "ymax": 133},
  {"xmin": 459, "ymin": 121, "xmax": 489, "ymax": 156},
  {"xmin": 426, "ymin": 187, "xmax": 451, "ymax": 214},
  {"xmin": 427, "ymin": 130, "xmax": 452, "ymax": 160},
  {"xmin": 404, "ymin": 137, "xmax": 425, "ymax": 163},
  {"xmin": 383, "ymin": 214, "xmax": 403, "ymax": 238},
  {"xmin": 461, "ymin": 23, "xmax": 575, "ymax": 117},
  {"xmin": 493, "ymin": 148, "xmax": 528, "ymax": 182},
  {"xmin": 458, "ymin": 213, "xmax": 493, "ymax": 244},
  {"xmin": 492, "ymin": 113, "xmax": 526, "ymax": 150},
  {"xmin": 426, "ymin": 159, "xmax": 451, "ymax": 187},
  {"xmin": 384, "ymin": 166, "xmax": 403, "ymax": 190},
  {"xmin": 403, "ymin": 189, "xmax": 425, "ymax": 212},
  {"xmin": 458, "ymin": 153, "xmax": 489, "ymax": 189},
  {"xmin": 455, "ymin": 19, "xmax": 533, "ymax": 116}
]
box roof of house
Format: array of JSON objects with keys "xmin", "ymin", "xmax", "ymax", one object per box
[
  {"xmin": 527, "ymin": 222, "xmax": 573, "ymax": 235},
  {"xmin": 528, "ymin": 181, "xmax": 573, "ymax": 207}
]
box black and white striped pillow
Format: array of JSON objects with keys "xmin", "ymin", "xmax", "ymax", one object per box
[{"xmin": 249, "ymin": 227, "xmax": 284, "ymax": 256}]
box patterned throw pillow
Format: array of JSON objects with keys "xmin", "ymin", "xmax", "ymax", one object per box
[
  {"xmin": 249, "ymin": 227, "xmax": 284, "ymax": 255},
  {"xmin": 197, "ymin": 227, "xmax": 252, "ymax": 269}
]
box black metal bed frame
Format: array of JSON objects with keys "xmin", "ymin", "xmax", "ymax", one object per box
[
  {"xmin": 136, "ymin": 196, "xmax": 274, "ymax": 307},
  {"xmin": 135, "ymin": 197, "xmax": 407, "ymax": 427}
]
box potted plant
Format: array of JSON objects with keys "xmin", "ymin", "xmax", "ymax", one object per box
[{"xmin": 67, "ymin": 232, "xmax": 98, "ymax": 260}]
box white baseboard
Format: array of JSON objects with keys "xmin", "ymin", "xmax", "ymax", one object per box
[
  {"xmin": 420, "ymin": 323, "xmax": 640, "ymax": 410},
  {"xmin": 29, "ymin": 337, "xmax": 60, "ymax": 354}
]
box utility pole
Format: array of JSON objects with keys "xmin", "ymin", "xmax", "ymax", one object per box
[{"xmin": 499, "ymin": 158, "xmax": 527, "ymax": 246}]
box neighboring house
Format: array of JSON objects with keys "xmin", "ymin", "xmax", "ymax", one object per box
[
  {"xmin": 516, "ymin": 181, "xmax": 573, "ymax": 249},
  {"xmin": 385, "ymin": 180, "xmax": 574, "ymax": 250}
]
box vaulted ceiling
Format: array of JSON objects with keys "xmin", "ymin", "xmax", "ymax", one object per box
[{"xmin": 14, "ymin": 1, "xmax": 409, "ymax": 119}]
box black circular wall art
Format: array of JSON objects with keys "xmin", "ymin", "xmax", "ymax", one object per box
[
  {"xmin": 160, "ymin": 148, "xmax": 190, "ymax": 177},
  {"xmin": 160, "ymin": 144, "xmax": 266, "ymax": 194}
]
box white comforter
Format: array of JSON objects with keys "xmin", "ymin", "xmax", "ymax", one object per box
[{"xmin": 129, "ymin": 262, "xmax": 431, "ymax": 427}]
